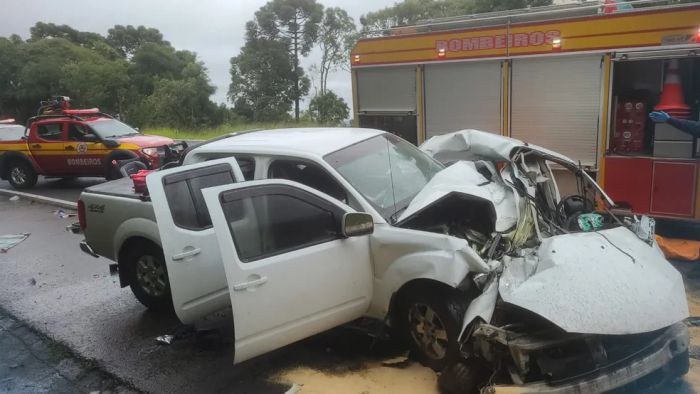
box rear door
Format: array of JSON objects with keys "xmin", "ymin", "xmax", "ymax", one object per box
[
  {"xmin": 146, "ymin": 158, "xmax": 245, "ymax": 324},
  {"xmin": 202, "ymin": 180, "xmax": 373, "ymax": 363}
]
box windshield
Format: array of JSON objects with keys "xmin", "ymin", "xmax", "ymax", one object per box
[
  {"xmin": 0, "ymin": 125, "xmax": 26, "ymax": 141},
  {"xmin": 87, "ymin": 119, "xmax": 140, "ymax": 138},
  {"xmin": 325, "ymin": 134, "xmax": 444, "ymax": 222}
]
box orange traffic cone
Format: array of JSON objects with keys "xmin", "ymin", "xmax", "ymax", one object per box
[{"xmin": 655, "ymin": 59, "xmax": 691, "ymax": 119}]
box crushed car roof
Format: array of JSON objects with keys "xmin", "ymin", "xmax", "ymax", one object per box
[{"xmin": 197, "ymin": 128, "xmax": 385, "ymax": 157}]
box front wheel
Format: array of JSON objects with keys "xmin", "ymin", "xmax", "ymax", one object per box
[
  {"xmin": 7, "ymin": 160, "xmax": 38, "ymax": 189},
  {"xmin": 124, "ymin": 244, "xmax": 173, "ymax": 313},
  {"xmin": 396, "ymin": 287, "xmax": 468, "ymax": 371}
]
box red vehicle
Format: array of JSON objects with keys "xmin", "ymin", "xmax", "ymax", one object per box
[{"xmin": 0, "ymin": 98, "xmax": 183, "ymax": 189}]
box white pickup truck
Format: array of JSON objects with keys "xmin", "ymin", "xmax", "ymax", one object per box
[{"xmin": 78, "ymin": 128, "xmax": 689, "ymax": 392}]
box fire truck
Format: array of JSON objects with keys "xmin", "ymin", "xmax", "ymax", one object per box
[{"xmin": 351, "ymin": 0, "xmax": 700, "ymax": 221}]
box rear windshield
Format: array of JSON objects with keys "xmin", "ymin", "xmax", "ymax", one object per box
[{"xmin": 0, "ymin": 125, "xmax": 26, "ymax": 141}]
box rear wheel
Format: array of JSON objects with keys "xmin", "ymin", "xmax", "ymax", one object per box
[
  {"xmin": 123, "ymin": 243, "xmax": 173, "ymax": 313},
  {"xmin": 396, "ymin": 287, "xmax": 468, "ymax": 371},
  {"xmin": 7, "ymin": 160, "xmax": 38, "ymax": 189}
]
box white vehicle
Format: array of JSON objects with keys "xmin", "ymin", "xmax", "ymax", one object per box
[{"xmin": 79, "ymin": 128, "xmax": 689, "ymax": 392}]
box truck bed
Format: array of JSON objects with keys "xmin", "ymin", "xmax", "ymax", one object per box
[{"xmin": 84, "ymin": 177, "xmax": 144, "ymax": 200}]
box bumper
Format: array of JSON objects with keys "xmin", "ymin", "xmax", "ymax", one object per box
[
  {"xmin": 489, "ymin": 322, "xmax": 689, "ymax": 394},
  {"xmin": 79, "ymin": 240, "xmax": 99, "ymax": 258}
]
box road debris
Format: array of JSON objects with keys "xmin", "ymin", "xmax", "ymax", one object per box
[
  {"xmin": 155, "ymin": 335, "xmax": 176, "ymax": 345},
  {"xmin": 0, "ymin": 233, "xmax": 29, "ymax": 253},
  {"xmin": 53, "ymin": 209, "xmax": 76, "ymax": 219},
  {"xmin": 8, "ymin": 195, "xmax": 19, "ymax": 201}
]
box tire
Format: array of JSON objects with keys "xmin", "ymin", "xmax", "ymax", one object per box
[
  {"xmin": 7, "ymin": 160, "xmax": 38, "ymax": 189},
  {"xmin": 123, "ymin": 243, "xmax": 174, "ymax": 313},
  {"xmin": 396, "ymin": 287, "xmax": 468, "ymax": 371}
]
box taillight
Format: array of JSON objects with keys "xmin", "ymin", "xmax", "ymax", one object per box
[{"xmin": 78, "ymin": 199, "xmax": 87, "ymax": 230}]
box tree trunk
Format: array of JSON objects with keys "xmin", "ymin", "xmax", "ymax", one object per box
[{"xmin": 293, "ymin": 16, "xmax": 300, "ymax": 122}]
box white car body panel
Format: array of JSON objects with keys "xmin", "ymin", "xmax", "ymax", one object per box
[
  {"xmin": 202, "ymin": 180, "xmax": 373, "ymax": 364},
  {"xmin": 499, "ymin": 227, "xmax": 689, "ymax": 335},
  {"xmin": 146, "ymin": 158, "xmax": 245, "ymax": 324}
]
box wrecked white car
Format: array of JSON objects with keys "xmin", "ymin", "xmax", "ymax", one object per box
[{"xmin": 79, "ymin": 128, "xmax": 688, "ymax": 392}]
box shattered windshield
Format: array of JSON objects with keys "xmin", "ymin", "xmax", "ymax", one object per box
[
  {"xmin": 325, "ymin": 134, "xmax": 444, "ymax": 222},
  {"xmin": 87, "ymin": 119, "xmax": 140, "ymax": 138}
]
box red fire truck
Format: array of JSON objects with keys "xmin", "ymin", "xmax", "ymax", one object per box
[{"xmin": 351, "ymin": 0, "xmax": 700, "ymax": 222}]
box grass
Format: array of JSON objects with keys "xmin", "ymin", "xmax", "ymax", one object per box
[{"xmin": 143, "ymin": 121, "xmax": 329, "ymax": 140}]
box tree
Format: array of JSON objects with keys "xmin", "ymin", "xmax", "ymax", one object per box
[
  {"xmin": 316, "ymin": 8, "xmax": 356, "ymax": 96},
  {"xmin": 107, "ymin": 25, "xmax": 168, "ymax": 58},
  {"xmin": 308, "ymin": 91, "xmax": 349, "ymax": 125},
  {"xmin": 228, "ymin": 22, "xmax": 300, "ymax": 122},
  {"xmin": 255, "ymin": 0, "xmax": 323, "ymax": 121},
  {"xmin": 360, "ymin": 0, "xmax": 553, "ymax": 31}
]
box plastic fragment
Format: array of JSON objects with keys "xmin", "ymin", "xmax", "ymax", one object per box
[{"xmin": 155, "ymin": 335, "xmax": 175, "ymax": 345}]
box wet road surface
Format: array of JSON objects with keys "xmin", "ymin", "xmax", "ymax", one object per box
[
  {"xmin": 0, "ymin": 176, "xmax": 104, "ymax": 203},
  {"xmin": 0, "ymin": 196, "xmax": 699, "ymax": 393}
]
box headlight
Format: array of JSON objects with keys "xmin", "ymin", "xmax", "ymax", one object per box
[{"xmin": 141, "ymin": 147, "xmax": 158, "ymax": 156}]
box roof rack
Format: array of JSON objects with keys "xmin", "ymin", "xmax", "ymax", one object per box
[
  {"xmin": 26, "ymin": 111, "xmax": 115, "ymax": 127},
  {"xmin": 362, "ymin": 0, "xmax": 687, "ymax": 38}
]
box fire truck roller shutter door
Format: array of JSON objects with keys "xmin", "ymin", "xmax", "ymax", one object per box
[
  {"xmin": 357, "ymin": 67, "xmax": 416, "ymax": 113},
  {"xmin": 510, "ymin": 55, "xmax": 603, "ymax": 167},
  {"xmin": 424, "ymin": 61, "xmax": 502, "ymax": 139}
]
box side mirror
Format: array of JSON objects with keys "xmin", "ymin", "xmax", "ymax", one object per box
[
  {"xmin": 341, "ymin": 212, "xmax": 374, "ymax": 238},
  {"xmin": 102, "ymin": 139, "xmax": 120, "ymax": 148}
]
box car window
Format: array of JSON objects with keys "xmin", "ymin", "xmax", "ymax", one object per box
[
  {"xmin": 163, "ymin": 163, "xmax": 236, "ymax": 230},
  {"xmin": 36, "ymin": 123, "xmax": 63, "ymax": 141},
  {"xmin": 268, "ymin": 159, "xmax": 347, "ymax": 203},
  {"xmin": 68, "ymin": 123, "xmax": 97, "ymax": 141},
  {"xmin": 220, "ymin": 185, "xmax": 342, "ymax": 263}
]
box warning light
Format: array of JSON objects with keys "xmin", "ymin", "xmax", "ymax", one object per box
[
  {"xmin": 0, "ymin": 119, "xmax": 16, "ymax": 124},
  {"xmin": 352, "ymin": 54, "xmax": 361, "ymax": 64},
  {"xmin": 552, "ymin": 38, "xmax": 562, "ymax": 51},
  {"xmin": 437, "ymin": 48, "xmax": 446, "ymax": 59},
  {"xmin": 696, "ymin": 27, "xmax": 700, "ymax": 43}
]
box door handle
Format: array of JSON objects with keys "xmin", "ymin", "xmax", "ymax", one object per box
[
  {"xmin": 172, "ymin": 247, "xmax": 201, "ymax": 261},
  {"xmin": 30, "ymin": 144, "xmax": 41, "ymax": 149},
  {"xmin": 233, "ymin": 275, "xmax": 268, "ymax": 291},
  {"xmin": 65, "ymin": 145, "xmax": 75, "ymax": 150}
]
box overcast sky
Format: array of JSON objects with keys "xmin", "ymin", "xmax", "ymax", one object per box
[{"xmin": 0, "ymin": 0, "xmax": 397, "ymax": 109}]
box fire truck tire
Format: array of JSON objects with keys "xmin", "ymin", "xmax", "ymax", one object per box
[
  {"xmin": 123, "ymin": 242, "xmax": 174, "ymax": 313},
  {"xmin": 6, "ymin": 160, "xmax": 38, "ymax": 189}
]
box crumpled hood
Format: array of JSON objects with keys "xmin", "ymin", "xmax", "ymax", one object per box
[
  {"xmin": 420, "ymin": 129, "xmax": 574, "ymax": 166},
  {"xmin": 499, "ymin": 226, "xmax": 689, "ymax": 335},
  {"xmin": 116, "ymin": 134, "xmax": 175, "ymax": 148},
  {"xmin": 397, "ymin": 161, "xmax": 517, "ymax": 232}
]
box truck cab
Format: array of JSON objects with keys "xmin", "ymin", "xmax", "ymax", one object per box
[{"xmin": 0, "ymin": 102, "xmax": 180, "ymax": 189}]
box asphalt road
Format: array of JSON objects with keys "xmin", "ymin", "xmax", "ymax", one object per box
[
  {"xmin": 0, "ymin": 176, "xmax": 104, "ymax": 203},
  {"xmin": 0, "ymin": 198, "xmax": 415, "ymax": 393},
  {"xmin": 0, "ymin": 196, "xmax": 699, "ymax": 393}
]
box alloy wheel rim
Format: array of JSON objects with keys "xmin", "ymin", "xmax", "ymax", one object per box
[
  {"xmin": 136, "ymin": 255, "xmax": 167, "ymax": 297},
  {"xmin": 408, "ymin": 303, "xmax": 449, "ymax": 360},
  {"xmin": 10, "ymin": 167, "xmax": 27, "ymax": 185}
]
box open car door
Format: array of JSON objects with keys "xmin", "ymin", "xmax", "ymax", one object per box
[
  {"xmin": 146, "ymin": 157, "xmax": 245, "ymax": 324},
  {"xmin": 202, "ymin": 179, "xmax": 374, "ymax": 363}
]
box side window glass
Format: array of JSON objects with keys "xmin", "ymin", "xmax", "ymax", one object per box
[
  {"xmin": 221, "ymin": 187, "xmax": 341, "ymax": 262},
  {"xmin": 163, "ymin": 164, "xmax": 236, "ymax": 230},
  {"xmin": 268, "ymin": 160, "xmax": 347, "ymax": 203},
  {"xmin": 237, "ymin": 157, "xmax": 255, "ymax": 180},
  {"xmin": 68, "ymin": 124, "xmax": 96, "ymax": 141},
  {"xmin": 37, "ymin": 123, "xmax": 63, "ymax": 141}
]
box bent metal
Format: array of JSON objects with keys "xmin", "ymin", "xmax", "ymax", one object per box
[{"xmin": 436, "ymin": 30, "xmax": 561, "ymax": 52}]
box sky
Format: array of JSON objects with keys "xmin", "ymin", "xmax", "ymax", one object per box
[{"xmin": 0, "ymin": 0, "xmax": 398, "ymax": 109}]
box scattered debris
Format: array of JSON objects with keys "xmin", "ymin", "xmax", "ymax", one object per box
[
  {"xmin": 155, "ymin": 335, "xmax": 176, "ymax": 345},
  {"xmin": 685, "ymin": 316, "xmax": 700, "ymax": 327},
  {"xmin": 8, "ymin": 195, "xmax": 19, "ymax": 201},
  {"xmin": 285, "ymin": 383, "xmax": 303, "ymax": 394},
  {"xmin": 28, "ymin": 278, "xmax": 36, "ymax": 286},
  {"xmin": 381, "ymin": 355, "xmax": 412, "ymax": 369},
  {"xmin": 0, "ymin": 233, "xmax": 30, "ymax": 253},
  {"xmin": 53, "ymin": 209, "xmax": 76, "ymax": 219},
  {"xmin": 689, "ymin": 345, "xmax": 700, "ymax": 360}
]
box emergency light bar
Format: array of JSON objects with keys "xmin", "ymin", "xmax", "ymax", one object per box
[
  {"xmin": 0, "ymin": 119, "xmax": 16, "ymax": 124},
  {"xmin": 63, "ymin": 108, "xmax": 100, "ymax": 115}
]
